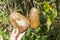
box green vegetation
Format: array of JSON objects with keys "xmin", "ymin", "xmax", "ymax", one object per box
[{"xmin": 0, "ymin": 0, "xmax": 60, "ymax": 40}]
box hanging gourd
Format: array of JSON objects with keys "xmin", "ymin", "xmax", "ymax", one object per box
[
  {"xmin": 29, "ymin": 7, "xmax": 40, "ymax": 29},
  {"xmin": 10, "ymin": 12, "xmax": 29, "ymax": 33}
]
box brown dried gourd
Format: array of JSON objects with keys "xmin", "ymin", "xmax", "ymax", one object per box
[
  {"xmin": 29, "ymin": 7, "xmax": 40, "ymax": 29},
  {"xmin": 10, "ymin": 12, "xmax": 29, "ymax": 33}
]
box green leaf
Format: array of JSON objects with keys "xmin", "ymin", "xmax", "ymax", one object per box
[
  {"xmin": 49, "ymin": 8, "xmax": 57, "ymax": 21},
  {"xmin": 43, "ymin": 1, "xmax": 52, "ymax": 12},
  {"xmin": 0, "ymin": 17, "xmax": 3, "ymax": 22},
  {"xmin": 0, "ymin": 0, "xmax": 2, "ymax": 4}
]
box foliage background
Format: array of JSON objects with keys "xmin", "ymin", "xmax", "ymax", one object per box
[{"xmin": 0, "ymin": 0, "xmax": 60, "ymax": 40}]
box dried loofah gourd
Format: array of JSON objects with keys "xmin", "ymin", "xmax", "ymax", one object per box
[
  {"xmin": 29, "ymin": 7, "xmax": 40, "ymax": 29},
  {"xmin": 10, "ymin": 12, "xmax": 29, "ymax": 33}
]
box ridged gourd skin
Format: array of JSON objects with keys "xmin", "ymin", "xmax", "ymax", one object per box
[
  {"xmin": 10, "ymin": 12, "xmax": 29, "ymax": 33},
  {"xmin": 29, "ymin": 7, "xmax": 40, "ymax": 29}
]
